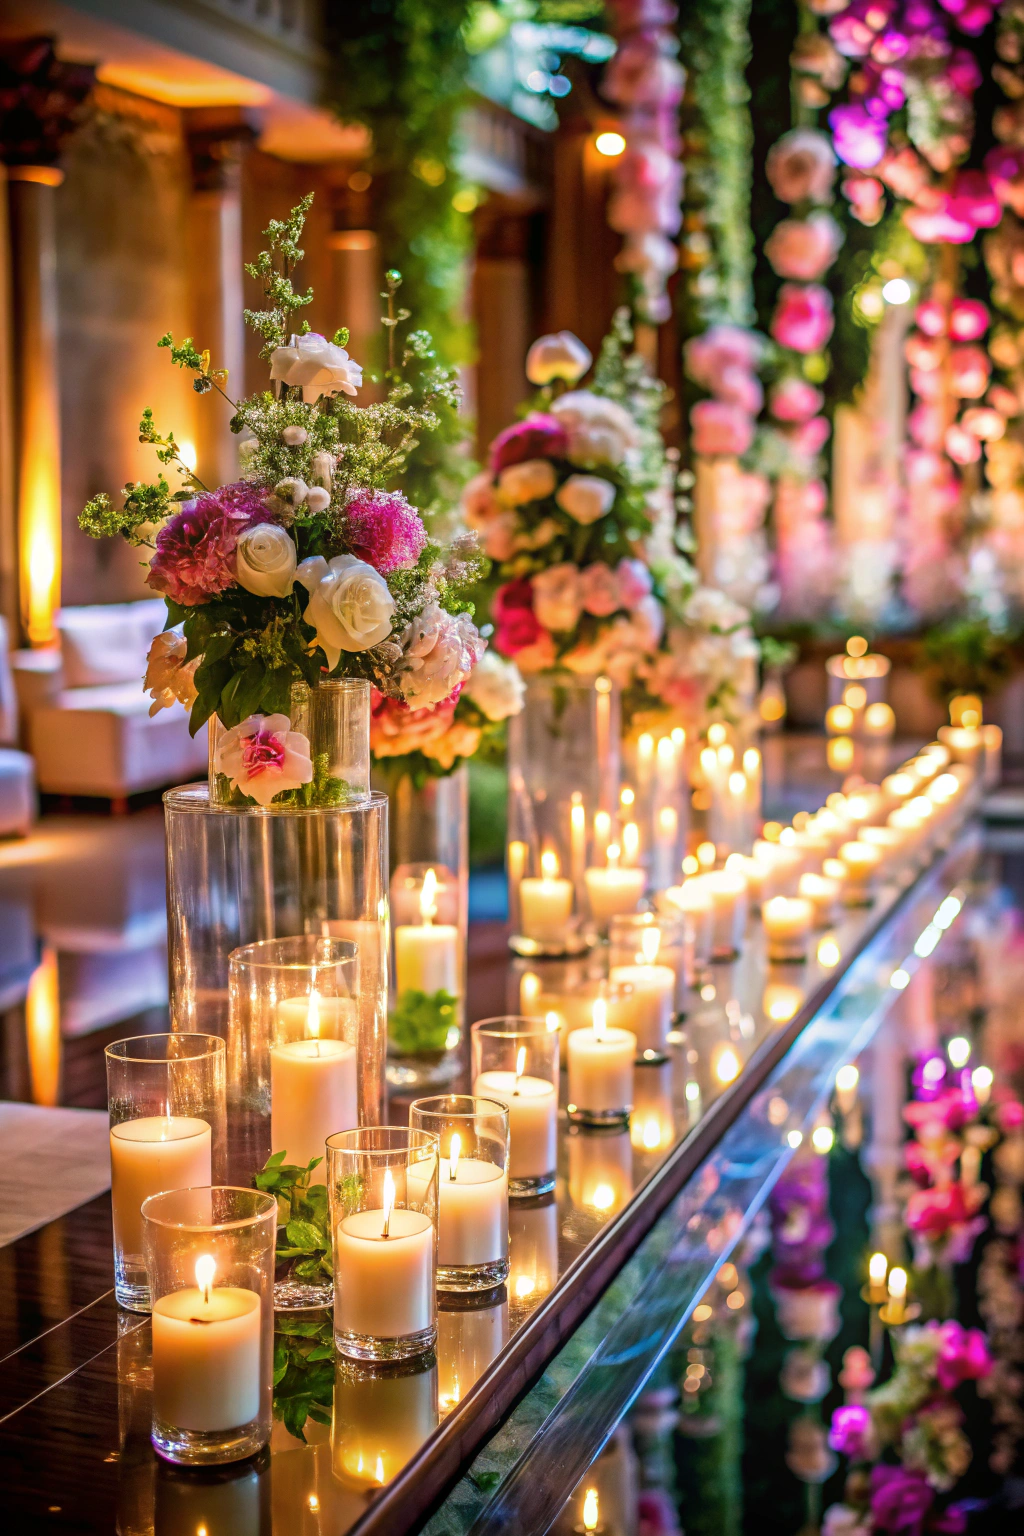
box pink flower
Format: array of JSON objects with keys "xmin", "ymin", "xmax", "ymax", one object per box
[
  {"xmin": 985, "ymin": 144, "xmax": 1024, "ymax": 216},
  {"xmin": 765, "ymin": 212, "xmax": 843, "ymax": 281},
  {"xmin": 616, "ymin": 557, "xmax": 653, "ymax": 609},
  {"xmin": 213, "ymin": 713, "xmax": 313, "ymax": 807},
  {"xmin": 905, "ymin": 332, "xmax": 944, "ymax": 371},
  {"xmin": 842, "ymin": 173, "xmax": 886, "ymax": 226},
  {"xmin": 343, "ymin": 489, "xmax": 427, "ymax": 574},
  {"xmin": 904, "ymin": 200, "xmax": 976, "ymax": 244},
  {"xmin": 950, "ymin": 299, "xmax": 989, "ymax": 342},
  {"xmin": 932, "ymin": 1320, "xmax": 992, "ymax": 1391},
  {"xmin": 715, "ymin": 366, "xmax": 764, "ymax": 415},
  {"xmin": 829, "ymin": 104, "xmax": 888, "ymax": 170},
  {"xmin": 880, "ymin": 147, "xmax": 929, "ymax": 201},
  {"xmin": 948, "ymin": 170, "xmax": 1000, "ymax": 231},
  {"xmin": 771, "ymin": 284, "xmax": 834, "ymax": 353},
  {"xmin": 946, "ymin": 424, "xmax": 982, "ymax": 465},
  {"xmin": 532, "ymin": 563, "xmax": 582, "ymax": 631},
  {"xmin": 579, "ymin": 562, "xmax": 622, "ymax": 617},
  {"xmin": 828, "ymin": 1404, "xmax": 873, "ymax": 1460},
  {"xmin": 788, "ymin": 416, "xmax": 831, "ymax": 459},
  {"xmin": 603, "ymin": 32, "xmax": 686, "ymax": 109},
  {"xmin": 492, "ymin": 579, "xmax": 543, "ymax": 658},
  {"xmin": 951, "ymin": 345, "xmax": 990, "ymax": 398},
  {"xmin": 371, "ymin": 689, "xmax": 456, "ymax": 756},
  {"xmin": 608, "ymin": 144, "xmax": 683, "ymax": 236},
  {"xmin": 147, "ymin": 483, "xmax": 268, "ymax": 605},
  {"xmin": 771, "ymin": 377, "xmax": 825, "ymax": 422},
  {"xmin": 905, "ymin": 1180, "xmax": 974, "ymax": 1237},
  {"xmin": 691, "ymin": 399, "xmax": 754, "ymax": 456},
  {"xmin": 685, "ymin": 325, "xmax": 762, "ymax": 389},
  {"xmin": 915, "ymin": 299, "xmax": 947, "ymax": 338},
  {"xmin": 869, "ymin": 1466, "xmax": 934, "ymax": 1536},
  {"xmin": 766, "ymin": 128, "xmax": 836, "ymax": 204},
  {"xmin": 489, "ymin": 413, "xmax": 568, "ymax": 474}
]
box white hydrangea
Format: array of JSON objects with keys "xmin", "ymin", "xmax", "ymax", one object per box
[{"xmin": 463, "ymin": 650, "xmax": 525, "ymax": 721}]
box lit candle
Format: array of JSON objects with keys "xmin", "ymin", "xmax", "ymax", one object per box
[
  {"xmin": 271, "ymin": 991, "xmax": 357, "ymax": 1175},
  {"xmin": 417, "ymin": 1132, "xmax": 508, "ymax": 1272},
  {"xmin": 519, "ymin": 849, "xmax": 574, "ymax": 945},
  {"xmin": 837, "ymin": 840, "xmax": 882, "ymax": 905},
  {"xmin": 879, "ymin": 1264, "xmax": 910, "ymax": 1325},
  {"xmin": 110, "ymin": 1117, "xmax": 212, "ymax": 1263},
  {"xmin": 866, "ymin": 1250, "xmax": 888, "ymax": 1305},
  {"xmin": 762, "ymin": 895, "xmax": 814, "ymax": 962},
  {"xmin": 835, "ymin": 1063, "xmax": 859, "ymax": 1115},
  {"xmin": 334, "ymin": 1170, "xmax": 434, "ymax": 1341},
  {"xmin": 703, "ymin": 867, "xmax": 748, "ymax": 959},
  {"xmin": 151, "ymin": 1254, "xmax": 261, "ymax": 1433},
  {"xmin": 661, "ymin": 877, "xmax": 714, "ymax": 970},
  {"xmin": 752, "ymin": 839, "xmax": 802, "ymax": 900},
  {"xmin": 584, "ymin": 843, "xmax": 646, "ymax": 924},
  {"xmin": 507, "ymin": 840, "xmax": 528, "ymax": 935},
  {"xmin": 473, "ymin": 1053, "xmax": 557, "ymax": 1187},
  {"xmin": 857, "ymin": 825, "xmax": 907, "ymax": 877},
  {"xmin": 566, "ymin": 999, "xmax": 635, "ymax": 1122},
  {"xmin": 609, "ymin": 928, "xmax": 676, "ymax": 1058},
  {"xmin": 798, "ymin": 872, "xmax": 840, "ymax": 928},
  {"xmin": 394, "ymin": 868, "xmax": 459, "ymax": 995},
  {"xmin": 937, "ymin": 724, "xmax": 983, "ymax": 768}
]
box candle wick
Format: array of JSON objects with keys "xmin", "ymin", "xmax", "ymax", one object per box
[{"xmin": 382, "ymin": 1209, "xmax": 391, "ymax": 1239}]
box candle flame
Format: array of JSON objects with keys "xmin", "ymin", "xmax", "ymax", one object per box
[
  {"xmin": 307, "ymin": 988, "xmax": 320, "ymax": 1041},
  {"xmin": 606, "ymin": 843, "xmax": 621, "ymax": 869},
  {"xmin": 658, "ymin": 806, "xmax": 677, "ymax": 839},
  {"xmin": 657, "ymin": 734, "xmax": 675, "ymax": 764},
  {"xmin": 640, "ymin": 926, "xmax": 661, "ymax": 964},
  {"xmin": 888, "ymin": 1266, "xmax": 907, "ymax": 1303},
  {"xmin": 594, "ymin": 810, "xmax": 611, "ymax": 842},
  {"xmin": 638, "ymin": 732, "xmax": 654, "ymax": 759},
  {"xmin": 622, "ymin": 822, "xmax": 640, "ymax": 863},
  {"xmin": 592, "ymin": 997, "xmax": 607, "ymax": 1040},
  {"xmin": 545, "ymin": 1011, "xmax": 561, "ymax": 1033},
  {"xmin": 514, "ymin": 1045, "xmax": 526, "ymax": 1090},
  {"xmin": 869, "ymin": 1251, "xmax": 888, "ymax": 1287},
  {"xmin": 697, "ymin": 840, "xmax": 716, "ymax": 869},
  {"xmin": 381, "ymin": 1167, "xmax": 396, "ymax": 1238},
  {"xmin": 707, "ymin": 723, "xmax": 727, "ymax": 748},
  {"xmin": 420, "ymin": 867, "xmax": 439, "ymax": 925},
  {"xmin": 620, "ymin": 784, "xmax": 635, "ymax": 809},
  {"xmin": 571, "ymin": 801, "xmax": 586, "ymax": 832},
  {"xmin": 728, "ymin": 771, "xmax": 746, "ymax": 796},
  {"xmin": 541, "ymin": 848, "xmax": 559, "ymax": 879},
  {"xmin": 583, "ymin": 1488, "xmax": 600, "ymax": 1531},
  {"xmin": 449, "ymin": 1132, "xmax": 461, "ymax": 1179},
  {"xmin": 195, "ymin": 1253, "xmax": 216, "ymax": 1304},
  {"xmin": 743, "ymin": 748, "xmax": 760, "ymax": 774}
]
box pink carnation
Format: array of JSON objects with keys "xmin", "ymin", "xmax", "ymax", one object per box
[
  {"xmin": 147, "ymin": 483, "xmax": 268, "ymax": 606},
  {"xmin": 490, "ymin": 413, "xmax": 568, "ymax": 474},
  {"xmin": 771, "ymin": 377, "xmax": 825, "ymax": 423},
  {"xmin": 765, "ymin": 213, "xmax": 843, "ymax": 281},
  {"xmin": 691, "ymin": 399, "xmax": 754, "ymax": 457},
  {"xmin": 771, "ymin": 284, "xmax": 834, "ymax": 354},
  {"xmin": 343, "ymin": 490, "xmax": 427, "ymax": 574}
]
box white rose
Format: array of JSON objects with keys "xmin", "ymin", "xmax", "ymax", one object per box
[
  {"xmin": 463, "ymin": 649, "xmax": 525, "ymax": 721},
  {"xmin": 556, "ymin": 473, "xmax": 616, "ymax": 525},
  {"xmin": 295, "ymin": 554, "xmax": 396, "ymax": 668},
  {"xmin": 525, "ymin": 331, "xmax": 592, "ymax": 385},
  {"xmin": 497, "ymin": 458, "xmax": 557, "ymax": 507},
  {"xmin": 550, "ymin": 390, "xmax": 639, "ymax": 467},
  {"xmin": 305, "ymin": 487, "xmax": 331, "ymax": 514},
  {"xmin": 531, "ymin": 562, "xmax": 581, "ymax": 632},
  {"xmin": 234, "ymin": 523, "xmax": 297, "ymax": 598},
  {"xmin": 281, "ymin": 425, "xmax": 308, "ymax": 446},
  {"xmin": 269, "ymin": 332, "xmax": 363, "ymax": 403}
]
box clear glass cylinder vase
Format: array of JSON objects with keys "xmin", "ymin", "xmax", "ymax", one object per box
[
  {"xmin": 208, "ymin": 678, "xmax": 370, "ymax": 810},
  {"xmin": 506, "ymin": 673, "xmax": 621, "ymax": 954},
  {"xmin": 373, "ymin": 761, "xmax": 469, "ymax": 1092},
  {"xmin": 164, "ymin": 787, "xmax": 389, "ymax": 1184}
]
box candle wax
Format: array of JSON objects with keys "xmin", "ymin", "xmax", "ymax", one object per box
[
  {"xmin": 394, "ymin": 923, "xmax": 459, "ymax": 996},
  {"xmin": 518, "ymin": 876, "xmax": 574, "ymax": 943},
  {"xmin": 270, "ymin": 1038, "xmax": 357, "ymax": 1177},
  {"xmin": 608, "ymin": 964, "xmax": 675, "ymax": 1055},
  {"xmin": 335, "ymin": 1207, "xmax": 434, "ymax": 1339},
  {"xmin": 473, "ymin": 1071, "xmax": 557, "ymax": 1181},
  {"xmin": 152, "ymin": 1285, "xmax": 261, "ymax": 1432},
  {"xmin": 584, "ymin": 865, "xmax": 646, "ymax": 924},
  {"xmin": 110, "ymin": 1116, "xmax": 211, "ymax": 1259},
  {"xmin": 567, "ymin": 1026, "xmax": 636, "ymax": 1115},
  {"xmin": 419, "ymin": 1157, "xmax": 508, "ymax": 1268}
]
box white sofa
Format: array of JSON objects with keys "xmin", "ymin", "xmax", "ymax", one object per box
[
  {"xmin": 0, "ymin": 616, "xmax": 36, "ymax": 835},
  {"xmin": 14, "ymin": 599, "xmax": 208, "ymax": 802}
]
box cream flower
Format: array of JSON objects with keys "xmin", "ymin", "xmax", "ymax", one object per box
[
  {"xmin": 497, "ymin": 458, "xmax": 558, "ymax": 506},
  {"xmin": 556, "ymin": 473, "xmax": 616, "ymax": 525},
  {"xmin": 295, "ymin": 554, "xmax": 396, "ymax": 667},
  {"xmin": 550, "ymin": 390, "xmax": 639, "ymax": 467},
  {"xmin": 234, "ymin": 523, "xmax": 297, "ymax": 598},
  {"xmin": 399, "ymin": 604, "xmax": 485, "ymax": 708},
  {"xmin": 525, "ymin": 331, "xmax": 593, "ymax": 386},
  {"xmin": 463, "ymin": 649, "xmax": 525, "ymax": 721},
  {"xmin": 269, "ymin": 332, "xmax": 362, "ymax": 402},
  {"xmin": 213, "ymin": 713, "xmax": 313, "ymax": 807},
  {"xmin": 578, "ymin": 562, "xmax": 621, "ymax": 617},
  {"xmin": 143, "ymin": 630, "xmax": 199, "ymax": 718},
  {"xmin": 531, "ymin": 563, "xmax": 582, "ymax": 632}
]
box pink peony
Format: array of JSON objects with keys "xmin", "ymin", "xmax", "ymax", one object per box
[
  {"xmin": 771, "ymin": 377, "xmax": 825, "ymax": 422},
  {"xmin": 492, "ymin": 579, "xmax": 543, "ymax": 657},
  {"xmin": 616, "ymin": 557, "xmax": 654, "ymax": 609},
  {"xmin": 765, "ymin": 212, "xmax": 843, "ymax": 281},
  {"xmin": 579, "ymin": 562, "xmax": 622, "ymax": 617},
  {"xmin": 931, "ymin": 1320, "xmax": 992, "ymax": 1391},
  {"xmin": 343, "ymin": 490, "xmax": 427, "ymax": 575},
  {"xmin": 147, "ymin": 483, "xmax": 268, "ymax": 606},
  {"xmin": 766, "ymin": 128, "xmax": 837, "ymax": 205},
  {"xmin": 771, "ymin": 284, "xmax": 834, "ymax": 353},
  {"xmin": 489, "ymin": 413, "xmax": 568, "ymax": 474},
  {"xmin": 829, "ymin": 104, "xmax": 888, "ymax": 170},
  {"xmin": 691, "ymin": 399, "xmax": 754, "ymax": 456}
]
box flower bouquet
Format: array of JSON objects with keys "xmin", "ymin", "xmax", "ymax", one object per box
[{"xmin": 79, "ymin": 195, "xmax": 487, "ymax": 809}]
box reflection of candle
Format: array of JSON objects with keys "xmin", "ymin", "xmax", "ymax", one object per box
[
  {"xmin": 335, "ymin": 1171, "xmax": 434, "ymax": 1340},
  {"xmin": 567, "ymin": 999, "xmax": 635, "ymax": 1119},
  {"xmin": 414, "ymin": 1135, "xmax": 508, "ymax": 1270},
  {"xmin": 395, "ymin": 868, "xmax": 459, "ymax": 995},
  {"xmin": 332, "ymin": 1355, "xmax": 437, "ymax": 1488},
  {"xmin": 272, "ymin": 992, "xmax": 357, "ymax": 1174},
  {"xmin": 110, "ymin": 1117, "xmax": 211, "ymax": 1260},
  {"xmin": 509, "ymin": 1199, "xmax": 558, "ymax": 1305},
  {"xmin": 630, "ymin": 1060, "xmax": 674, "ymax": 1150},
  {"xmin": 151, "ymin": 1255, "xmax": 261, "ymax": 1432},
  {"xmin": 436, "ymin": 1298, "xmax": 508, "ymax": 1414},
  {"xmin": 584, "ymin": 843, "xmax": 646, "ymax": 924},
  {"xmin": 762, "ymin": 896, "xmax": 813, "ymax": 962},
  {"xmin": 473, "ymin": 1068, "xmax": 557, "ymax": 1184},
  {"xmin": 568, "ymin": 1129, "xmax": 632, "ymax": 1214},
  {"xmin": 519, "ymin": 849, "xmax": 574, "ymax": 944}
]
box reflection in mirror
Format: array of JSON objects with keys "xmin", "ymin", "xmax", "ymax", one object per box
[
  {"xmin": 567, "ymin": 1128, "xmax": 633, "ymax": 1219},
  {"xmin": 508, "ymin": 1196, "xmax": 559, "ymax": 1322},
  {"xmin": 437, "ymin": 1290, "xmax": 509, "ymax": 1415},
  {"xmin": 154, "ymin": 1451, "xmax": 270, "ymax": 1536},
  {"xmin": 331, "ymin": 1353, "xmax": 438, "ymax": 1490}
]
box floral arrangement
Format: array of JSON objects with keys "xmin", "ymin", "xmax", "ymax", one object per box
[{"xmin": 79, "ymin": 196, "xmax": 490, "ymax": 807}]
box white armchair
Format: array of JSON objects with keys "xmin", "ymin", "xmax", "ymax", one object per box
[{"xmin": 0, "ymin": 616, "xmax": 35, "ymax": 835}]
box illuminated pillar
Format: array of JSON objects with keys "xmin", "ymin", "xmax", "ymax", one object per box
[
  {"xmin": 328, "ymin": 227, "xmax": 380, "ymax": 385},
  {"xmin": 0, "ymin": 163, "xmax": 16, "ymax": 634}
]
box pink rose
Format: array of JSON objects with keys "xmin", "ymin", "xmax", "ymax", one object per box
[
  {"xmin": 492, "ymin": 579, "xmax": 543, "ymax": 657},
  {"xmin": 950, "ymin": 298, "xmax": 989, "ymax": 341},
  {"xmin": 766, "ymin": 128, "xmax": 836, "ymax": 204},
  {"xmin": 771, "ymin": 284, "xmax": 834, "ymax": 354},
  {"xmin": 715, "ymin": 366, "xmax": 764, "ymax": 415},
  {"xmin": 786, "ymin": 415, "xmax": 831, "ymax": 459},
  {"xmin": 765, "ymin": 212, "xmax": 843, "ymax": 281},
  {"xmin": 616, "ymin": 557, "xmax": 653, "ymax": 609},
  {"xmin": 578, "ymin": 562, "xmax": 621, "ymax": 616},
  {"xmin": 531, "ymin": 563, "xmax": 582, "ymax": 631},
  {"xmin": 489, "ymin": 413, "xmax": 568, "ymax": 474},
  {"xmin": 685, "ymin": 325, "xmax": 762, "ymax": 389},
  {"xmin": 829, "ymin": 104, "xmax": 887, "ymax": 170},
  {"xmin": 691, "ymin": 399, "xmax": 755, "ymax": 456},
  {"xmin": 770, "ymin": 377, "xmax": 825, "ymax": 423}
]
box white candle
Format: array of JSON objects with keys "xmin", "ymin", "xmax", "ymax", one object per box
[
  {"xmin": 857, "ymin": 825, "xmax": 907, "ymax": 875},
  {"xmin": 798, "ymin": 872, "xmax": 840, "ymax": 928},
  {"xmin": 519, "ymin": 849, "xmax": 573, "ymax": 943},
  {"xmin": 938, "ymin": 724, "xmax": 983, "ymax": 767},
  {"xmin": 762, "ymin": 895, "xmax": 814, "ymax": 962},
  {"xmin": 703, "ymin": 868, "xmax": 748, "ymax": 958},
  {"xmin": 276, "ymin": 992, "xmax": 353, "ymax": 1037},
  {"xmin": 567, "ymin": 1000, "xmax": 635, "ymax": 1118},
  {"xmin": 271, "ymin": 995, "xmax": 357, "ymax": 1176},
  {"xmin": 584, "ymin": 843, "xmax": 646, "ymax": 923},
  {"xmin": 335, "ymin": 1173, "xmax": 434, "ymax": 1340},
  {"xmin": 110, "ymin": 1117, "xmax": 212, "ymax": 1260},
  {"xmin": 394, "ymin": 868, "xmax": 459, "ymax": 996},
  {"xmin": 412, "ymin": 1136, "xmax": 508, "ymax": 1269},
  {"xmin": 608, "ymin": 963, "xmax": 675, "ymax": 1056},
  {"xmin": 473, "ymin": 1069, "xmax": 557, "ymax": 1183},
  {"xmin": 662, "ymin": 877, "xmax": 713, "ymax": 967},
  {"xmin": 752, "ymin": 839, "xmax": 802, "ymax": 900},
  {"xmin": 838, "ymin": 840, "xmax": 882, "ymax": 904},
  {"xmin": 152, "ymin": 1255, "xmax": 261, "ymax": 1432}
]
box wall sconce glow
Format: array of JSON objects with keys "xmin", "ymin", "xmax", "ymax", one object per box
[
  {"xmin": 882, "ymin": 278, "xmax": 912, "ymax": 305},
  {"xmin": 595, "ymin": 131, "xmax": 626, "ymax": 157},
  {"xmin": 25, "ymin": 512, "xmax": 59, "ymax": 647},
  {"xmin": 26, "ymin": 946, "xmax": 61, "ymax": 1107},
  {"xmin": 178, "ymin": 439, "xmax": 198, "ymax": 474}
]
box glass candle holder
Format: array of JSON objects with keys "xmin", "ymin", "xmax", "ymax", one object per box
[
  {"xmin": 106, "ymin": 1033, "xmax": 226, "ymax": 1313},
  {"xmin": 327, "ymin": 1127, "xmax": 439, "ymax": 1362},
  {"xmin": 437, "ymin": 1290, "xmax": 510, "ymax": 1415},
  {"xmin": 471, "ymin": 1017, "xmax": 560, "ymax": 1197},
  {"xmin": 657, "ymin": 879, "xmax": 713, "ymax": 975},
  {"xmin": 408, "ymin": 1095, "xmax": 510, "ymax": 1293},
  {"xmin": 761, "ymin": 895, "xmax": 814, "ymax": 963},
  {"xmin": 209, "ymin": 677, "xmax": 370, "ymax": 809},
  {"xmin": 142, "ymin": 1186, "xmax": 276, "ymax": 1466},
  {"xmin": 607, "ymin": 915, "xmax": 678, "ymax": 1062},
  {"xmin": 566, "ymin": 1000, "xmax": 635, "ymax": 1127}
]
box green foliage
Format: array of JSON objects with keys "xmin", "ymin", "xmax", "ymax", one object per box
[
  {"xmin": 158, "ymin": 331, "xmax": 232, "ymax": 398},
  {"xmin": 254, "ymin": 1150, "xmax": 333, "ymax": 1283},
  {"xmin": 916, "ymin": 617, "xmax": 1023, "ymax": 702},
  {"xmin": 243, "ymin": 193, "xmax": 315, "ymax": 358},
  {"xmin": 389, "ymin": 988, "xmax": 458, "ymax": 1055},
  {"xmin": 759, "ymin": 635, "xmax": 798, "ymax": 671},
  {"xmin": 79, "ymin": 475, "xmax": 176, "ymax": 544},
  {"xmin": 183, "ymin": 592, "xmax": 324, "ymax": 735},
  {"xmin": 273, "ymin": 1311, "xmax": 334, "ymax": 1441}
]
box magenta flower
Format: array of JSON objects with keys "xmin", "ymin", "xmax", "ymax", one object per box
[
  {"xmin": 343, "ymin": 489, "xmax": 427, "ymax": 574},
  {"xmin": 948, "ymin": 171, "xmax": 1000, "ymax": 232},
  {"xmin": 690, "ymin": 399, "xmax": 755, "ymax": 456},
  {"xmin": 932, "ymin": 1320, "xmax": 992, "ymax": 1390},
  {"xmin": 869, "ymin": 1466, "xmax": 934, "ymax": 1536},
  {"xmin": 829, "ymin": 104, "xmax": 888, "ymax": 170},
  {"xmin": 905, "ymin": 1180, "xmax": 974, "ymax": 1237},
  {"xmin": 684, "ymin": 324, "xmax": 762, "ymax": 387},
  {"xmin": 771, "ymin": 377, "xmax": 825, "ymax": 423},
  {"xmin": 828, "ymin": 1404, "xmax": 873, "ymax": 1460},
  {"xmin": 489, "ymin": 413, "xmax": 568, "ymax": 474},
  {"xmin": 771, "ymin": 284, "xmax": 834, "ymax": 354},
  {"xmin": 147, "ymin": 483, "xmax": 268, "ymax": 605}
]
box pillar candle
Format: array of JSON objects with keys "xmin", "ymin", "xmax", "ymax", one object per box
[
  {"xmin": 761, "ymin": 895, "xmax": 814, "ymax": 962},
  {"xmin": 410, "ymin": 1141, "xmax": 507, "ymax": 1269},
  {"xmin": 703, "ymin": 868, "xmax": 748, "ymax": 959},
  {"xmin": 151, "ymin": 1259, "xmax": 261, "ymax": 1433},
  {"xmin": 607, "ymin": 963, "xmax": 675, "ymax": 1056},
  {"xmin": 394, "ymin": 867, "xmax": 458, "ymax": 996},
  {"xmin": 752, "ymin": 840, "xmax": 802, "ymax": 900},
  {"xmin": 271, "ymin": 1038, "xmax": 357, "ymax": 1174},
  {"xmin": 661, "ymin": 879, "xmax": 713, "ymax": 968},
  {"xmin": 110, "ymin": 1117, "xmax": 212, "ymax": 1260},
  {"xmin": 838, "ymin": 840, "xmax": 882, "ymax": 904},
  {"xmin": 473, "ymin": 1071, "xmax": 557, "ymax": 1182},
  {"xmin": 519, "ymin": 849, "xmax": 573, "ymax": 944},
  {"xmin": 335, "ymin": 1195, "xmax": 434, "ymax": 1340},
  {"xmin": 584, "ymin": 845, "xmax": 646, "ymax": 924},
  {"xmin": 797, "ymin": 871, "xmax": 840, "ymax": 928},
  {"xmin": 567, "ymin": 1002, "xmax": 635, "ymax": 1118},
  {"xmin": 857, "ymin": 825, "xmax": 907, "ymax": 876}
]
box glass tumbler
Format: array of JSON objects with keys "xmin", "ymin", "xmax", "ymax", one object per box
[
  {"xmin": 470, "ymin": 1018, "xmax": 560, "ymax": 1197},
  {"xmin": 328, "ymin": 1127, "xmax": 439, "ymax": 1362},
  {"xmin": 142, "ymin": 1186, "xmax": 276, "ymax": 1466},
  {"xmin": 106, "ymin": 1033, "xmax": 226, "ymax": 1312},
  {"xmin": 409, "ymin": 1095, "xmax": 510, "ymax": 1292}
]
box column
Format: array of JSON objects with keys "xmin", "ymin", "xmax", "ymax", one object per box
[{"xmin": 0, "ymin": 162, "xmax": 17, "ymax": 636}]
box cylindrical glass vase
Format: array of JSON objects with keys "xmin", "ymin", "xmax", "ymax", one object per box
[
  {"xmin": 506, "ymin": 673, "xmax": 621, "ymax": 956},
  {"xmin": 142, "ymin": 1187, "xmax": 277, "ymax": 1466},
  {"xmin": 470, "ymin": 1018, "xmax": 560, "ymax": 1197},
  {"xmin": 165, "ymin": 788, "xmax": 389, "ymax": 1184},
  {"xmin": 373, "ymin": 762, "xmax": 468, "ymax": 1091},
  {"xmin": 328, "ymin": 1126, "xmax": 439, "ymax": 1362},
  {"xmin": 409, "ymin": 1094, "xmax": 510, "ymax": 1292},
  {"xmin": 208, "ymin": 678, "xmax": 370, "ymax": 809},
  {"xmin": 106, "ymin": 1033, "xmax": 226, "ymax": 1313}
]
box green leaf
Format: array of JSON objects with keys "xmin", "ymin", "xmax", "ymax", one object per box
[
  {"xmin": 389, "ymin": 988, "xmax": 457, "ymax": 1055},
  {"xmin": 285, "ymin": 1219, "xmax": 327, "ymax": 1253},
  {"xmin": 275, "ymin": 1317, "xmax": 325, "ymax": 1338},
  {"xmin": 306, "ymin": 1344, "xmax": 334, "ymax": 1361}
]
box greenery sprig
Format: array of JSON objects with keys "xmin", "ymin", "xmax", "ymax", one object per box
[{"xmin": 243, "ymin": 191, "xmax": 315, "ymax": 358}]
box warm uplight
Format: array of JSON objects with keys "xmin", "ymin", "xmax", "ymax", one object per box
[
  {"xmin": 195, "ymin": 1253, "xmax": 216, "ymax": 1304},
  {"xmin": 582, "ymin": 1486, "xmax": 601, "ymax": 1530},
  {"xmin": 25, "ymin": 946, "xmax": 60, "ymax": 1107},
  {"xmin": 595, "ymin": 131, "xmax": 626, "ymax": 157}
]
